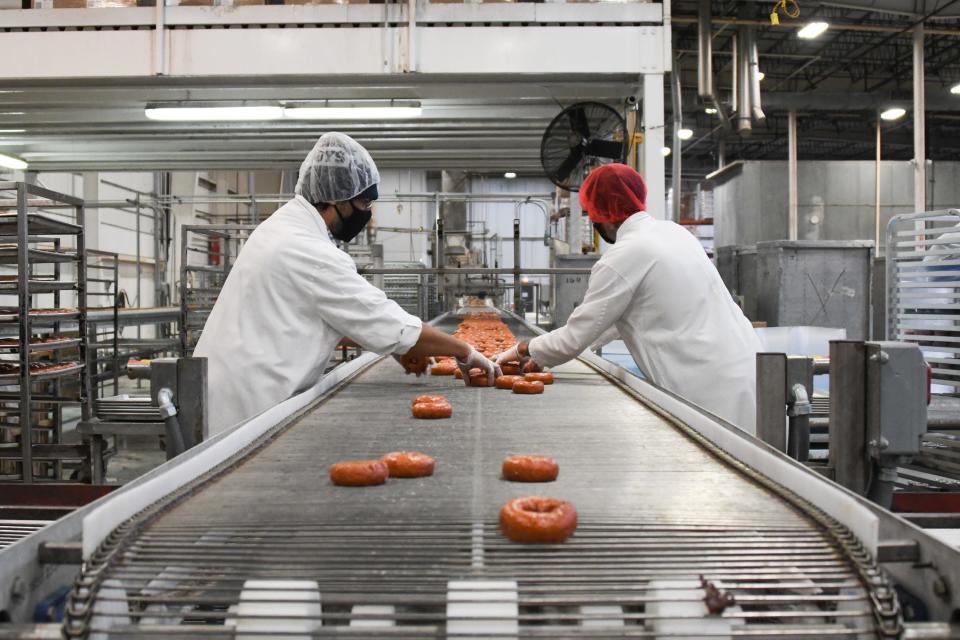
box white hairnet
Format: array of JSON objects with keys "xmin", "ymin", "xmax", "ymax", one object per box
[{"xmin": 295, "ymin": 132, "xmax": 380, "ymax": 204}]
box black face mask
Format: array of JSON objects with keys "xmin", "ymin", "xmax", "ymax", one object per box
[
  {"xmin": 332, "ymin": 201, "xmax": 372, "ymax": 243},
  {"xmin": 594, "ymin": 222, "xmax": 617, "ymax": 245}
]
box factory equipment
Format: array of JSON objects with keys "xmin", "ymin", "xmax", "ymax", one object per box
[
  {"xmin": 757, "ymin": 341, "xmax": 929, "ymax": 509},
  {"xmin": 3, "ymin": 311, "xmax": 960, "ymax": 637},
  {"xmin": 553, "ymin": 253, "xmax": 599, "ymax": 326},
  {"xmin": 720, "ymin": 240, "xmax": 873, "ymax": 338},
  {"xmin": 77, "ymin": 356, "xmax": 207, "ymax": 483}
]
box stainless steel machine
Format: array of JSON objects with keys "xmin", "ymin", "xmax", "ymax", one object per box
[{"xmin": 2, "ymin": 312, "xmax": 960, "ymax": 638}]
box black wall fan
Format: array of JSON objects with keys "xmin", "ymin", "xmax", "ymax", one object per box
[{"xmin": 540, "ymin": 101, "xmax": 629, "ymax": 192}]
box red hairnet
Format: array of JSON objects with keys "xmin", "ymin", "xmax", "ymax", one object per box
[{"xmin": 578, "ymin": 163, "xmax": 646, "ymax": 224}]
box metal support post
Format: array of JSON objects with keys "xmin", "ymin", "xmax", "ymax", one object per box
[
  {"xmin": 913, "ymin": 24, "xmax": 926, "ymax": 214},
  {"xmin": 17, "ymin": 183, "xmax": 32, "ymax": 483},
  {"xmin": 787, "ymin": 110, "xmax": 798, "ymax": 241},
  {"xmin": 755, "ymin": 353, "xmax": 787, "ymax": 452},
  {"xmin": 643, "ymin": 73, "xmax": 666, "ymax": 220},
  {"xmin": 786, "ymin": 356, "xmax": 813, "ymax": 463},
  {"xmin": 513, "ymin": 219, "xmax": 521, "ymax": 315},
  {"xmin": 671, "ymin": 61, "xmax": 682, "ymax": 223},
  {"xmin": 829, "ymin": 341, "xmax": 869, "ymax": 495}
]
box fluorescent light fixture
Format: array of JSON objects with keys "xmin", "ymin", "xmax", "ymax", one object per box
[
  {"xmin": 504, "ymin": 171, "xmax": 517, "ymax": 179},
  {"xmin": 677, "ymin": 128, "xmax": 694, "ymax": 141},
  {"xmin": 704, "ymin": 107, "xmax": 718, "ymax": 115},
  {"xmin": 283, "ymin": 106, "xmax": 422, "ymax": 120},
  {"xmin": 0, "ymin": 112, "xmax": 25, "ymax": 116},
  {"xmin": 0, "ymin": 129, "xmax": 25, "ymax": 134},
  {"xmin": 661, "ymin": 147, "xmax": 672, "ymax": 156},
  {"xmin": 797, "ymin": 22, "xmax": 829, "ymax": 39},
  {"xmin": 880, "ymin": 107, "xmax": 906, "ymax": 121},
  {"xmin": 0, "ymin": 153, "xmax": 27, "ymax": 170},
  {"xmin": 145, "ymin": 106, "xmax": 283, "ymax": 122},
  {"xmin": 757, "ymin": 71, "xmax": 766, "ymax": 81},
  {"xmin": 951, "ymin": 83, "xmax": 960, "ymax": 95}
]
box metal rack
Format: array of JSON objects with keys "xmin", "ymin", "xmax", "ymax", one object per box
[
  {"xmin": 0, "ymin": 182, "xmax": 89, "ymax": 484},
  {"xmin": 887, "ymin": 209, "xmax": 960, "ymax": 391},
  {"xmin": 179, "ymin": 224, "xmax": 256, "ymax": 356},
  {"xmin": 85, "ymin": 250, "xmax": 119, "ymax": 401}
]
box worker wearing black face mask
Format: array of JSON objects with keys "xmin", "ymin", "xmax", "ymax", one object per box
[{"xmin": 194, "ymin": 132, "xmax": 499, "ymax": 435}]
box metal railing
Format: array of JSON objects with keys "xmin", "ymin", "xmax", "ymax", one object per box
[{"xmin": 886, "ymin": 208, "xmax": 960, "ymax": 390}]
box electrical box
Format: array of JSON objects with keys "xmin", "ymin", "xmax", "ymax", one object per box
[{"xmin": 865, "ymin": 341, "xmax": 928, "ymax": 457}]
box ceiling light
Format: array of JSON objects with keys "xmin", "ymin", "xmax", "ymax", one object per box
[
  {"xmin": 951, "ymin": 83, "xmax": 960, "ymax": 95},
  {"xmin": 797, "ymin": 22, "xmax": 829, "ymax": 39},
  {"xmin": 704, "ymin": 107, "xmax": 718, "ymax": 115},
  {"xmin": 0, "ymin": 129, "xmax": 25, "ymax": 134},
  {"xmin": 145, "ymin": 106, "xmax": 283, "ymax": 122},
  {"xmin": 504, "ymin": 171, "xmax": 517, "ymax": 179},
  {"xmin": 283, "ymin": 106, "xmax": 422, "ymax": 120},
  {"xmin": 0, "ymin": 153, "xmax": 28, "ymax": 170},
  {"xmin": 880, "ymin": 107, "xmax": 906, "ymax": 121},
  {"xmin": 757, "ymin": 71, "xmax": 766, "ymax": 81},
  {"xmin": 677, "ymin": 128, "xmax": 694, "ymax": 141},
  {"xmin": 661, "ymin": 147, "xmax": 672, "ymax": 157}
]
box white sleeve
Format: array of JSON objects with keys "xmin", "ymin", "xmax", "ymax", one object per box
[
  {"xmin": 292, "ymin": 248, "xmax": 423, "ymax": 355},
  {"xmin": 590, "ymin": 324, "xmax": 621, "ymax": 350},
  {"xmin": 528, "ymin": 262, "xmax": 633, "ymax": 368}
]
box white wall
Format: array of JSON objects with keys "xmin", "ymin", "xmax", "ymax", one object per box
[{"xmin": 373, "ymin": 169, "xmax": 431, "ymax": 265}]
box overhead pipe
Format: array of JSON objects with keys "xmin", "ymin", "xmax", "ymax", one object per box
[
  {"xmin": 748, "ymin": 28, "xmax": 766, "ymax": 122},
  {"xmin": 696, "ymin": 0, "xmax": 713, "ymax": 100},
  {"xmin": 736, "ymin": 28, "xmax": 752, "ymax": 133},
  {"xmin": 696, "ymin": 0, "xmax": 731, "ymax": 131}
]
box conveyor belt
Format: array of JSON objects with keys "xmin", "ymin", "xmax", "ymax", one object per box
[{"xmin": 65, "ymin": 316, "xmax": 897, "ymax": 638}]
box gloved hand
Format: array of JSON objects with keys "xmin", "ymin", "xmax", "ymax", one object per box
[
  {"xmin": 456, "ymin": 347, "xmax": 501, "ymax": 386},
  {"xmin": 394, "ymin": 353, "xmax": 433, "ymax": 377},
  {"xmin": 493, "ymin": 343, "xmax": 529, "ymax": 367}
]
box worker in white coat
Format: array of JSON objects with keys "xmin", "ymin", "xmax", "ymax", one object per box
[
  {"xmin": 494, "ymin": 163, "xmax": 761, "ymax": 434},
  {"xmin": 194, "ymin": 133, "xmax": 498, "ymax": 435}
]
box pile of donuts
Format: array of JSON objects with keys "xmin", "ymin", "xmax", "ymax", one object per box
[{"xmin": 430, "ymin": 312, "xmax": 555, "ymax": 394}]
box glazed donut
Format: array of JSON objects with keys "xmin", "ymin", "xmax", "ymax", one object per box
[
  {"xmin": 524, "ymin": 372, "xmax": 554, "ymax": 385},
  {"xmin": 499, "ymin": 496, "xmax": 577, "ymax": 543},
  {"xmin": 412, "ymin": 395, "xmax": 448, "ymax": 407},
  {"xmin": 431, "ymin": 361, "xmax": 458, "ymax": 376},
  {"xmin": 502, "ymin": 455, "xmax": 559, "ymax": 482},
  {"xmin": 398, "ymin": 353, "xmax": 430, "ymax": 375},
  {"xmin": 495, "ymin": 375, "xmax": 524, "ymax": 390},
  {"xmin": 468, "ymin": 371, "xmax": 493, "ymax": 387},
  {"xmin": 381, "ymin": 451, "xmax": 436, "ymax": 478},
  {"xmin": 523, "ymin": 360, "xmax": 543, "ymax": 374},
  {"xmin": 512, "ymin": 380, "xmax": 544, "ymax": 395},
  {"xmin": 329, "ymin": 460, "xmax": 389, "ymax": 487},
  {"xmin": 412, "ymin": 402, "xmax": 453, "ymax": 419},
  {"xmin": 454, "ymin": 368, "xmax": 463, "ymax": 379},
  {"xmin": 500, "ymin": 362, "xmax": 522, "ymax": 376}
]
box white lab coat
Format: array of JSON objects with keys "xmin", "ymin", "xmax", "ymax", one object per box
[
  {"xmin": 529, "ymin": 213, "xmax": 761, "ymax": 434},
  {"xmin": 193, "ymin": 196, "xmax": 422, "ymax": 435}
]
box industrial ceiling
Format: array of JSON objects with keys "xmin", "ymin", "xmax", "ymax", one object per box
[{"xmin": 1, "ymin": 1, "xmax": 958, "ymax": 177}]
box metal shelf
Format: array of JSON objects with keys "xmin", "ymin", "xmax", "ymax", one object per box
[
  {"xmin": 0, "ymin": 213, "xmax": 81, "ymax": 237},
  {"xmin": 0, "ymin": 280, "xmax": 78, "ymax": 294},
  {"xmin": 0, "ymin": 247, "xmax": 80, "ymax": 264},
  {"xmin": 0, "ymin": 309, "xmax": 81, "ymax": 325},
  {"xmin": 0, "ymin": 337, "xmax": 82, "ymax": 353},
  {"xmin": 0, "ymin": 362, "xmax": 84, "ymax": 383}
]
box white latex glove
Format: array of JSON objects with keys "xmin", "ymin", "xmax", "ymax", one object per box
[
  {"xmin": 456, "ymin": 347, "xmax": 501, "ymax": 386},
  {"xmin": 493, "ymin": 343, "xmax": 529, "ymax": 367}
]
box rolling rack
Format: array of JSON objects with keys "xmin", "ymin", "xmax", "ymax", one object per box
[
  {"xmin": 85, "ymin": 249, "xmax": 119, "ymax": 400},
  {"xmin": 0, "ymin": 182, "xmax": 90, "ymax": 484},
  {"xmin": 179, "ymin": 224, "xmax": 256, "ymax": 355}
]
